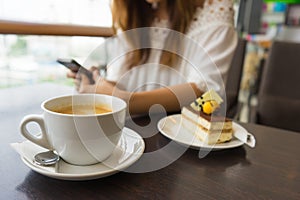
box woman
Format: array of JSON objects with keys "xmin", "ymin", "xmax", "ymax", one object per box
[{"xmin": 68, "ymin": 0, "xmax": 237, "ymax": 115}]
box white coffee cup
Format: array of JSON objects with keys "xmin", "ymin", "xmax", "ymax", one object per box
[{"xmin": 20, "ymin": 94, "xmax": 127, "ymax": 166}]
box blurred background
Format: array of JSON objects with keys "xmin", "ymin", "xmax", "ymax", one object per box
[
  {"xmin": 0, "ymin": 0, "xmax": 111, "ymax": 88},
  {"xmin": 1, "ymin": 0, "xmax": 300, "ymax": 125}
]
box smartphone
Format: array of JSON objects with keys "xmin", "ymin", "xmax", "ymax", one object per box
[{"xmin": 57, "ymin": 58, "xmax": 95, "ymax": 84}]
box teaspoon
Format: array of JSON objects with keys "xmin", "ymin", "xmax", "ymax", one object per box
[{"xmin": 34, "ymin": 151, "xmax": 60, "ymax": 166}]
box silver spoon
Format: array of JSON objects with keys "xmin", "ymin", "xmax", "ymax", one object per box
[{"xmin": 34, "ymin": 151, "xmax": 60, "ymax": 166}]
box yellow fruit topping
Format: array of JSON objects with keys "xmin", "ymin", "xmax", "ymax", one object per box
[
  {"xmin": 190, "ymin": 90, "xmax": 223, "ymax": 114},
  {"xmin": 202, "ymin": 102, "xmax": 213, "ymax": 114},
  {"xmin": 202, "ymin": 100, "xmax": 219, "ymax": 114}
]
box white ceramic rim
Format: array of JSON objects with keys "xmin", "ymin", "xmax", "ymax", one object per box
[{"xmin": 41, "ymin": 94, "xmax": 127, "ymax": 117}]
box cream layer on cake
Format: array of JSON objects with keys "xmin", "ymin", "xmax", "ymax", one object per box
[{"xmin": 181, "ymin": 107, "xmax": 233, "ymax": 144}]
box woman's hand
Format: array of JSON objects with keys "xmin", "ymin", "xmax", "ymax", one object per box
[{"xmin": 69, "ymin": 67, "xmax": 119, "ymax": 97}]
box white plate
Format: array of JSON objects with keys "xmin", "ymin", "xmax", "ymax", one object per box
[
  {"xmin": 157, "ymin": 114, "xmax": 245, "ymax": 150},
  {"xmin": 20, "ymin": 127, "xmax": 145, "ymax": 181}
]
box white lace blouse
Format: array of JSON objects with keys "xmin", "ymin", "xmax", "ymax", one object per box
[{"xmin": 105, "ymin": 0, "xmax": 237, "ymax": 93}]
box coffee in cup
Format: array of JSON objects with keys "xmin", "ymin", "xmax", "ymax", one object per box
[
  {"xmin": 20, "ymin": 94, "xmax": 127, "ymax": 165},
  {"xmin": 52, "ymin": 104, "xmax": 112, "ymax": 115}
]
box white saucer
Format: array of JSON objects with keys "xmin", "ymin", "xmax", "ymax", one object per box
[
  {"xmin": 19, "ymin": 127, "xmax": 145, "ymax": 181},
  {"xmin": 157, "ymin": 114, "xmax": 246, "ymax": 150}
]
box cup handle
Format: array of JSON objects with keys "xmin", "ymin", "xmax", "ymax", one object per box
[{"xmin": 20, "ymin": 114, "xmax": 53, "ymax": 150}]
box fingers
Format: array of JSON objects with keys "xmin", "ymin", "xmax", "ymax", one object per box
[
  {"xmin": 74, "ymin": 78, "xmax": 80, "ymax": 91},
  {"xmin": 88, "ymin": 66, "xmax": 100, "ymax": 82},
  {"xmin": 76, "ymin": 75, "xmax": 94, "ymax": 93},
  {"xmin": 66, "ymin": 71, "xmax": 77, "ymax": 79},
  {"xmin": 72, "ymin": 72, "xmax": 87, "ymax": 92},
  {"xmin": 67, "ymin": 66, "xmax": 101, "ymax": 93},
  {"xmin": 92, "ymin": 70, "xmax": 100, "ymax": 82},
  {"xmin": 80, "ymin": 73, "xmax": 91, "ymax": 85},
  {"xmin": 77, "ymin": 72, "xmax": 97, "ymax": 93},
  {"xmin": 67, "ymin": 66, "xmax": 99, "ymax": 79}
]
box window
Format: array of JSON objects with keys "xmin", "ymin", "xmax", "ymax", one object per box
[
  {"xmin": 0, "ymin": 0, "xmax": 112, "ymax": 88},
  {"xmin": 0, "ymin": 0, "xmax": 112, "ymax": 26}
]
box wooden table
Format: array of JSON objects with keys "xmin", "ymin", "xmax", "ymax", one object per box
[{"xmin": 1, "ymin": 83, "xmax": 299, "ymax": 200}]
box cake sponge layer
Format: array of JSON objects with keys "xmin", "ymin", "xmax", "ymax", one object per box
[
  {"xmin": 181, "ymin": 115, "xmax": 233, "ymax": 144},
  {"xmin": 181, "ymin": 107, "xmax": 232, "ymax": 131}
]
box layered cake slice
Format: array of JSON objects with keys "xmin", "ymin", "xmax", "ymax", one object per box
[{"xmin": 181, "ymin": 90, "xmax": 233, "ymax": 144}]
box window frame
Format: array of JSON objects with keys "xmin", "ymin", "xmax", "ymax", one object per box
[{"xmin": 0, "ymin": 20, "xmax": 114, "ymax": 37}]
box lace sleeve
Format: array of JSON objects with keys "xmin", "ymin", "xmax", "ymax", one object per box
[
  {"xmin": 184, "ymin": 0, "xmax": 238, "ymax": 93},
  {"xmin": 189, "ymin": 0, "xmax": 235, "ymax": 33},
  {"xmin": 204, "ymin": 0, "xmax": 235, "ymax": 24}
]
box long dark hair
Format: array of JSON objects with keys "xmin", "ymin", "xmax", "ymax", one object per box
[{"xmin": 111, "ymin": 0, "xmax": 204, "ymax": 68}]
